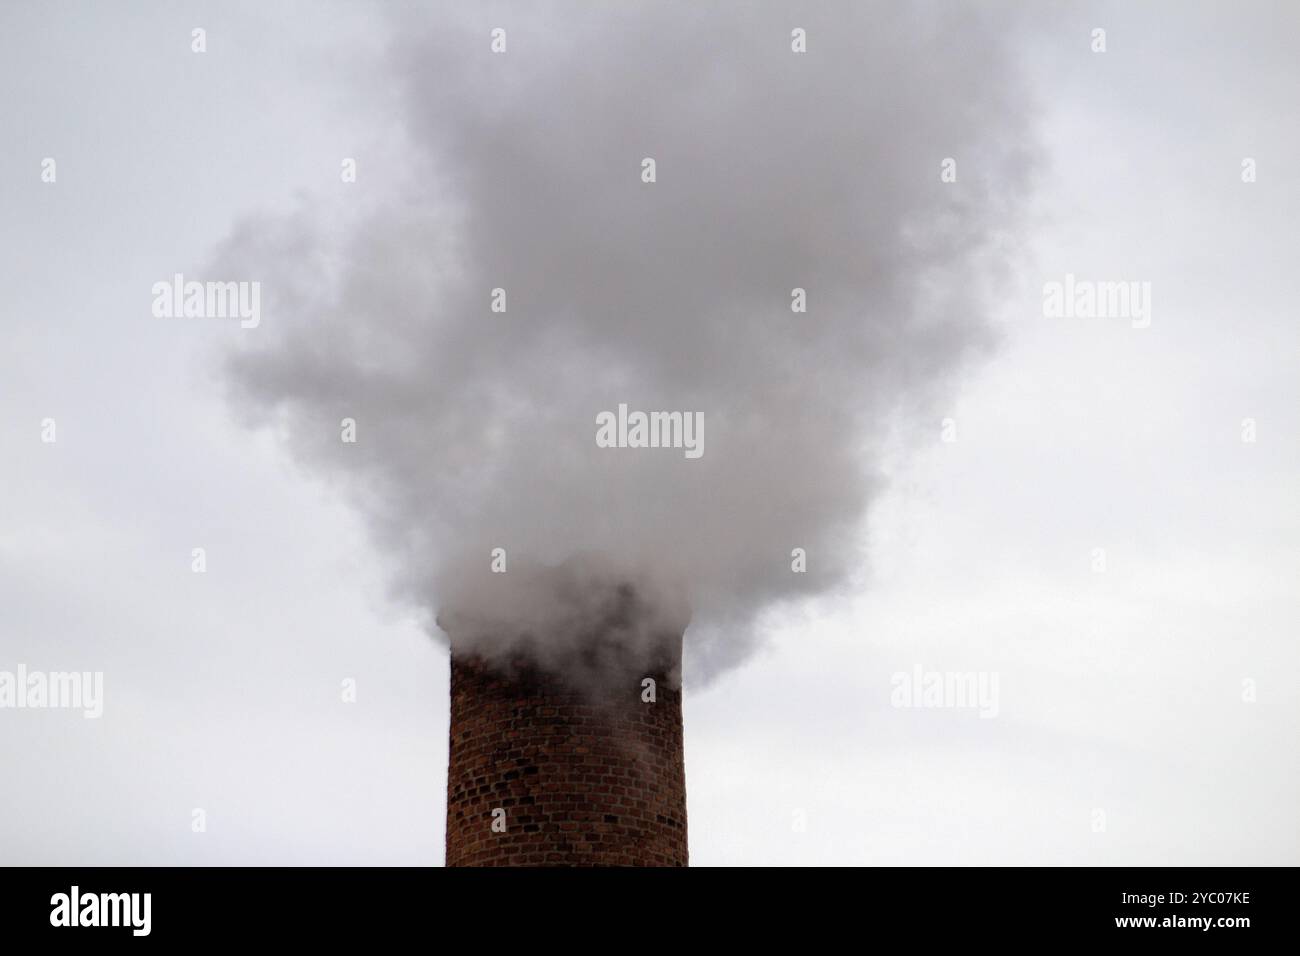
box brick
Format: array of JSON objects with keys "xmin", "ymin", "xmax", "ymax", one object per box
[{"xmin": 445, "ymin": 645, "xmax": 687, "ymax": 867}]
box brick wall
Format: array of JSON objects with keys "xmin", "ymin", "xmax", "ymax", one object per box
[{"xmin": 445, "ymin": 646, "xmax": 688, "ymax": 866}]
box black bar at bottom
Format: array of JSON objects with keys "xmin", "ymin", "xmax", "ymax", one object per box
[{"xmin": 0, "ymin": 866, "xmax": 1287, "ymax": 943}]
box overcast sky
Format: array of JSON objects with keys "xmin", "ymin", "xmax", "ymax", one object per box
[{"xmin": 1, "ymin": 1, "xmax": 1296, "ymax": 865}]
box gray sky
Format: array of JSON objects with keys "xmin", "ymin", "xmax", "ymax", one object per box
[{"xmin": 1, "ymin": 1, "xmax": 1296, "ymax": 865}]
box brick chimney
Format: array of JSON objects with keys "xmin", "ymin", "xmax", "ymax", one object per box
[{"xmin": 445, "ymin": 636, "xmax": 688, "ymax": 866}]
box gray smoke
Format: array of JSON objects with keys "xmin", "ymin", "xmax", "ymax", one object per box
[{"xmin": 217, "ymin": 1, "xmax": 1037, "ymax": 683}]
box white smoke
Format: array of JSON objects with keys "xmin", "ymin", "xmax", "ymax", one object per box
[{"xmin": 217, "ymin": 1, "xmax": 1038, "ymax": 682}]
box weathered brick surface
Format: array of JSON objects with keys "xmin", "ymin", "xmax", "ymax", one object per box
[{"xmin": 445, "ymin": 649, "xmax": 688, "ymax": 866}]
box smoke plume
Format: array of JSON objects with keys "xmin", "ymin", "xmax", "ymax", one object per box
[{"xmin": 218, "ymin": 1, "xmax": 1037, "ymax": 682}]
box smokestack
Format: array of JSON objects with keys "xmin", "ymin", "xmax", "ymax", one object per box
[
  {"xmin": 214, "ymin": 8, "xmax": 1036, "ymax": 864},
  {"xmin": 445, "ymin": 634, "xmax": 687, "ymax": 867}
]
